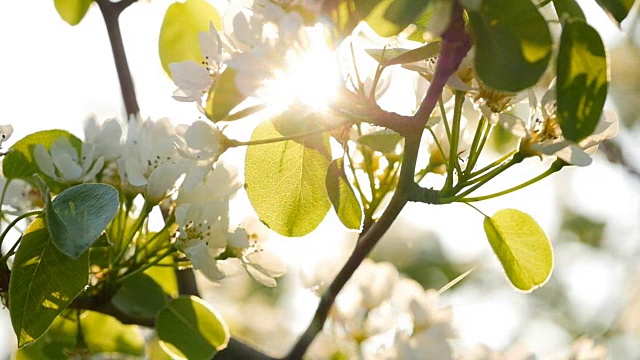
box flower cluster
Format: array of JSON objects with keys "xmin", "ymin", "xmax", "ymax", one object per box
[
  {"xmin": 307, "ymin": 259, "xmax": 455, "ymax": 359},
  {"xmin": 170, "ymin": 0, "xmax": 332, "ymax": 114},
  {"xmin": 16, "ymin": 113, "xmax": 284, "ymax": 287},
  {"xmin": 174, "ymin": 163, "xmax": 285, "ymax": 287}
]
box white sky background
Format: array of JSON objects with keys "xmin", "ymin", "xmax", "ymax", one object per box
[{"xmin": 0, "ymin": 0, "xmax": 639, "ymax": 357}]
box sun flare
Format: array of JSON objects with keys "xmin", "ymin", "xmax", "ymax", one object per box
[{"xmin": 262, "ymin": 24, "xmax": 340, "ymax": 113}]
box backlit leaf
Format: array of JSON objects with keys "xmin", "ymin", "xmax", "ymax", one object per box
[
  {"xmin": 483, "ymin": 209, "xmax": 553, "ymax": 292},
  {"xmin": 594, "ymin": 0, "xmax": 634, "ymax": 25},
  {"xmin": 366, "ymin": 42, "xmax": 440, "ymax": 66},
  {"xmin": 245, "ymin": 113, "xmax": 332, "ymax": 237},
  {"xmin": 159, "ymin": 0, "xmax": 221, "ymax": 76},
  {"xmin": 15, "ymin": 311, "xmax": 144, "ymax": 359},
  {"xmin": 466, "ymin": 0, "xmax": 552, "ymax": 91},
  {"xmin": 326, "ymin": 159, "xmax": 363, "ymax": 231},
  {"xmin": 358, "ymin": 129, "xmax": 403, "ymax": 153},
  {"xmin": 156, "ymin": 296, "xmax": 229, "ymax": 360},
  {"xmin": 556, "ymin": 19, "xmax": 608, "ymax": 142},
  {"xmin": 9, "ymin": 218, "xmax": 89, "ymax": 347},
  {"xmin": 54, "ymin": 0, "xmax": 93, "ymax": 26},
  {"xmin": 204, "ymin": 68, "xmax": 247, "ymax": 122},
  {"xmin": 362, "ymin": 0, "xmax": 431, "ymax": 37}
]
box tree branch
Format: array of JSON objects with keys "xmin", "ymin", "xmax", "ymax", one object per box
[
  {"xmin": 95, "ymin": 0, "xmax": 140, "ymax": 117},
  {"xmin": 284, "ymin": 5, "xmax": 471, "ymax": 358}
]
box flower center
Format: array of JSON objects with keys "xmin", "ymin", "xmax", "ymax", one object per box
[{"xmin": 475, "ymin": 84, "xmax": 516, "ymax": 113}]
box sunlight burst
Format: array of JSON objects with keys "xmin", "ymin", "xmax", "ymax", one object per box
[{"xmin": 262, "ymin": 24, "xmax": 339, "ymax": 113}]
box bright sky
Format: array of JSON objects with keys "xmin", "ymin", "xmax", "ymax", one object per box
[{"xmin": 0, "ymin": 0, "xmax": 638, "ymax": 357}]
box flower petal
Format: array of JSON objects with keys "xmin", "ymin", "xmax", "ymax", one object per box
[
  {"xmin": 33, "ymin": 144, "xmax": 57, "ymax": 178},
  {"xmin": 497, "ymin": 113, "xmax": 528, "ymax": 138}
]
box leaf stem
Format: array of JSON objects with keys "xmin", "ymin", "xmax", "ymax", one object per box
[
  {"xmin": 440, "ymin": 152, "xmax": 525, "ymax": 203},
  {"xmin": 461, "ymin": 160, "xmax": 565, "ymax": 202},
  {"xmin": 225, "ymin": 122, "xmax": 347, "ymax": 148},
  {"xmin": 0, "ymin": 210, "xmax": 41, "ymax": 261},
  {"xmin": 443, "ymin": 91, "xmax": 465, "ymax": 192}
]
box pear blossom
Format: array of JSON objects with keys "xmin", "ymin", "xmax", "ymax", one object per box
[
  {"xmin": 174, "ymin": 120, "xmax": 225, "ymax": 191},
  {"xmin": 170, "ymin": 22, "xmax": 225, "ymax": 104},
  {"xmin": 83, "ymin": 115, "xmax": 123, "ymax": 160},
  {"xmin": 0, "ymin": 124, "xmax": 13, "ymax": 151},
  {"xmin": 309, "ymin": 260, "xmax": 457, "ymax": 359},
  {"xmin": 119, "ymin": 117, "xmax": 185, "ymax": 203},
  {"xmin": 33, "ymin": 136, "xmax": 105, "ymax": 184},
  {"xmin": 499, "ymin": 86, "xmax": 619, "ymax": 166},
  {"xmin": 175, "ymin": 201, "xmax": 231, "ymax": 283},
  {"xmin": 0, "ymin": 172, "xmax": 40, "ymax": 211},
  {"xmin": 175, "ymin": 167, "xmax": 284, "ymax": 287},
  {"xmin": 231, "ymin": 217, "xmax": 286, "ymax": 287},
  {"xmin": 177, "ymin": 161, "xmax": 241, "ymax": 205}
]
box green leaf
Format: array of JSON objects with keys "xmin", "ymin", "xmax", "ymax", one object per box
[
  {"xmin": 3, "ymin": 130, "xmax": 82, "ymax": 190},
  {"xmin": 326, "ymin": 159, "xmax": 363, "ymax": 231},
  {"xmin": 556, "ymin": 19, "xmax": 608, "ymax": 143},
  {"xmin": 159, "ymin": 0, "xmax": 222, "ymax": 76},
  {"xmin": 362, "ymin": 0, "xmax": 431, "ymax": 37},
  {"xmin": 553, "ymin": 0, "xmax": 586, "ymax": 21},
  {"xmin": 112, "ymin": 274, "xmax": 168, "ymax": 318},
  {"xmin": 483, "ymin": 209, "xmax": 553, "ymax": 292},
  {"xmin": 204, "ymin": 68, "xmax": 247, "ymax": 122},
  {"xmin": 9, "ymin": 218, "xmax": 89, "ymax": 347},
  {"xmin": 145, "ymin": 256, "xmax": 179, "ymax": 298},
  {"xmin": 245, "ymin": 114, "xmax": 332, "ymax": 237},
  {"xmin": 366, "ymin": 42, "xmax": 440, "ymax": 67},
  {"xmin": 357, "ymin": 129, "xmax": 403, "ymax": 153},
  {"xmin": 593, "ymin": 0, "xmax": 634, "ymax": 25},
  {"xmin": 45, "ymin": 183, "xmax": 120, "ymax": 259},
  {"xmin": 53, "ymin": 0, "xmax": 93, "ymax": 26},
  {"xmin": 156, "ymin": 296, "xmax": 230, "ymax": 360},
  {"xmin": 15, "ymin": 311, "xmax": 144, "ymax": 359},
  {"xmin": 466, "ymin": 0, "xmax": 552, "ymax": 92}
]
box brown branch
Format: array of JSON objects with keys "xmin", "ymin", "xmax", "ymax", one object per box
[
  {"xmin": 284, "ymin": 5, "xmax": 471, "ymax": 358},
  {"xmin": 95, "ymin": 0, "xmax": 140, "ymax": 117},
  {"xmin": 69, "ymin": 294, "xmax": 155, "ymax": 327}
]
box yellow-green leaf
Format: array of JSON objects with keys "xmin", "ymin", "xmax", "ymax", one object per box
[
  {"xmin": 326, "ymin": 159, "xmax": 363, "ymax": 231},
  {"xmin": 245, "ymin": 114, "xmax": 332, "ymax": 237},
  {"xmin": 362, "ymin": 0, "xmax": 430, "ymax": 37},
  {"xmin": 9, "ymin": 218, "xmax": 89, "ymax": 347},
  {"xmin": 54, "ymin": 0, "xmax": 93, "ymax": 26},
  {"xmin": 159, "ymin": 0, "xmax": 221, "ymax": 76},
  {"xmin": 15, "ymin": 311, "xmax": 144, "ymax": 359},
  {"xmin": 204, "ymin": 68, "xmax": 247, "ymax": 122},
  {"xmin": 483, "ymin": 209, "xmax": 553, "ymax": 292}
]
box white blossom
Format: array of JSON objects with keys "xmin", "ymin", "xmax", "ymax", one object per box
[
  {"xmin": 175, "ymin": 120, "xmax": 224, "ymax": 192},
  {"xmin": 119, "ymin": 117, "xmax": 185, "ymax": 203},
  {"xmin": 500, "ymin": 86, "xmax": 619, "ymax": 166},
  {"xmin": 33, "ymin": 137, "xmax": 104, "ymax": 184},
  {"xmin": 83, "ymin": 115, "xmax": 123, "ymax": 160},
  {"xmin": 232, "ymin": 217, "xmax": 285, "ymax": 287},
  {"xmin": 170, "ymin": 22, "xmax": 225, "ymax": 104},
  {"xmin": 177, "ymin": 161, "xmax": 241, "ymax": 205},
  {"xmin": 0, "ymin": 124, "xmax": 13, "ymax": 150}
]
